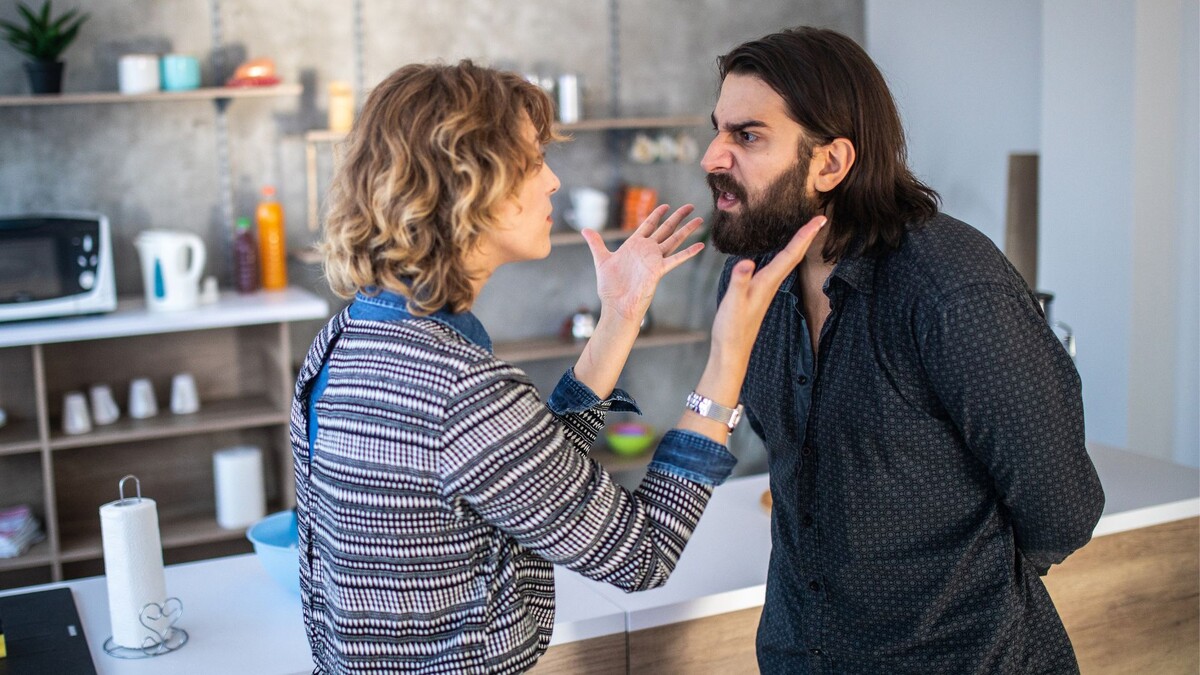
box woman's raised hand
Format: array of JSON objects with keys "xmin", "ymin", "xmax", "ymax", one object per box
[
  {"xmin": 712, "ymin": 215, "xmax": 827, "ymax": 361},
  {"xmin": 581, "ymin": 204, "xmax": 705, "ymax": 323}
]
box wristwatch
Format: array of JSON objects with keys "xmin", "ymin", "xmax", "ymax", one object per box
[{"xmin": 685, "ymin": 391, "xmax": 744, "ymax": 431}]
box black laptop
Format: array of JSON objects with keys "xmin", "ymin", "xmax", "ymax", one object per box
[{"xmin": 0, "ymin": 587, "xmax": 96, "ymax": 675}]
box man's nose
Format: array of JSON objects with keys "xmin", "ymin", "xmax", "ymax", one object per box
[{"xmin": 701, "ymin": 137, "xmax": 731, "ymax": 174}]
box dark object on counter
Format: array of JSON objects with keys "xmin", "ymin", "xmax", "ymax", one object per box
[
  {"xmin": 233, "ymin": 217, "xmax": 260, "ymax": 294},
  {"xmin": 0, "ymin": 588, "xmax": 96, "ymax": 674}
]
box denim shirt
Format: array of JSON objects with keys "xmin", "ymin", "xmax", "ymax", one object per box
[{"xmin": 308, "ymin": 288, "xmax": 733, "ymax": 485}]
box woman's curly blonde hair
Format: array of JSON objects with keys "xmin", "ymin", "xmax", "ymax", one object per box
[{"xmin": 321, "ymin": 60, "xmax": 561, "ymax": 314}]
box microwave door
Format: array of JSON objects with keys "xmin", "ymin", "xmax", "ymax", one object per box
[{"xmin": 0, "ymin": 237, "xmax": 65, "ymax": 303}]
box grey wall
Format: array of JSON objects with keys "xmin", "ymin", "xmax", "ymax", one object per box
[
  {"xmin": 866, "ymin": 0, "xmax": 1199, "ymax": 467},
  {"xmin": 0, "ymin": 1, "xmax": 865, "ymax": 476}
]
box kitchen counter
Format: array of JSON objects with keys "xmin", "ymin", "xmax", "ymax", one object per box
[{"xmin": 0, "ymin": 442, "xmax": 1194, "ymax": 674}]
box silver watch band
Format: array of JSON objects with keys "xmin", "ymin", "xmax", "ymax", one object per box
[{"xmin": 685, "ymin": 391, "xmax": 744, "ymax": 431}]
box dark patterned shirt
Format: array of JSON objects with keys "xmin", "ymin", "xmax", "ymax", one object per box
[{"xmin": 720, "ymin": 213, "xmax": 1104, "ymax": 674}]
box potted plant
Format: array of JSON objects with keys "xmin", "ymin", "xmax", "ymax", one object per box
[{"xmin": 0, "ymin": 0, "xmax": 88, "ymax": 94}]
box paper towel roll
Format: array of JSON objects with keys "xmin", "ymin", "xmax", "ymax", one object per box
[
  {"xmin": 100, "ymin": 497, "xmax": 168, "ymax": 649},
  {"xmin": 213, "ymin": 446, "xmax": 266, "ymax": 529}
]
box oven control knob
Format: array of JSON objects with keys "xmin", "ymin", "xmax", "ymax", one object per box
[
  {"xmin": 79, "ymin": 270, "xmax": 96, "ymax": 290},
  {"xmin": 82, "ymin": 235, "xmax": 94, "ymax": 252}
]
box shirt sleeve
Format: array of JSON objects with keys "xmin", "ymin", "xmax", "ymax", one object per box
[
  {"xmin": 920, "ymin": 285, "xmax": 1105, "ymax": 571},
  {"xmin": 545, "ymin": 367, "xmax": 640, "ymax": 456},
  {"xmin": 439, "ymin": 360, "xmax": 735, "ymax": 592}
]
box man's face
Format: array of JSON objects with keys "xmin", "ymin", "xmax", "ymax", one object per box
[{"xmin": 702, "ymin": 73, "xmax": 822, "ymax": 256}]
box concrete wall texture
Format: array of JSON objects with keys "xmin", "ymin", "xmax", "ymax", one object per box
[{"xmin": 0, "ymin": 1, "xmax": 864, "ymax": 476}]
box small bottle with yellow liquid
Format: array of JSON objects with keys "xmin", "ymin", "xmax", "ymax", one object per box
[{"xmin": 256, "ymin": 185, "xmax": 288, "ymax": 291}]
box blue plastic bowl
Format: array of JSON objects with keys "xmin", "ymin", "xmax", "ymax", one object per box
[{"xmin": 246, "ymin": 510, "xmax": 300, "ymax": 595}]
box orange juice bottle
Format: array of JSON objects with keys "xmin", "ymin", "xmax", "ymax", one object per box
[{"xmin": 256, "ymin": 185, "xmax": 288, "ymax": 290}]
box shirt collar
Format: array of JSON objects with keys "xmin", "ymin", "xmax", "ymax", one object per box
[
  {"xmin": 353, "ymin": 288, "xmax": 493, "ymax": 353},
  {"xmin": 830, "ymin": 253, "xmax": 877, "ymax": 295}
]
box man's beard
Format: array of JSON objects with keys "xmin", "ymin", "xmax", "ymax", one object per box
[{"xmin": 707, "ymin": 157, "xmax": 822, "ymax": 257}]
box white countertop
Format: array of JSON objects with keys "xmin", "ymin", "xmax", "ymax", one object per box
[
  {"xmin": 0, "ymin": 288, "xmax": 329, "ymax": 348},
  {"xmin": 1, "ymin": 443, "xmax": 1194, "ymax": 673}
]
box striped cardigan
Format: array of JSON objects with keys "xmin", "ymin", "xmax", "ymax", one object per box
[{"xmin": 291, "ymin": 307, "xmax": 727, "ymax": 674}]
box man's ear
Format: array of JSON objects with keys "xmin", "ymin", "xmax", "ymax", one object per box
[{"xmin": 812, "ymin": 138, "xmax": 855, "ymax": 193}]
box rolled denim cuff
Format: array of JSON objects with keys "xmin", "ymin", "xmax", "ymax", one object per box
[
  {"xmin": 546, "ymin": 368, "xmax": 641, "ymax": 415},
  {"xmin": 648, "ymin": 429, "xmax": 737, "ymax": 486}
]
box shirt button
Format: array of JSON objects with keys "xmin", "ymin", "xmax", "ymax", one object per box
[
  {"xmin": 802, "ymin": 514, "xmax": 814, "ymax": 527},
  {"xmin": 802, "ymin": 445, "xmax": 813, "ymax": 457},
  {"xmin": 809, "ymin": 580, "xmax": 820, "ymax": 592},
  {"xmin": 797, "ymin": 374, "xmax": 809, "ymax": 385},
  {"xmin": 810, "ymin": 648, "xmax": 823, "ymax": 656}
]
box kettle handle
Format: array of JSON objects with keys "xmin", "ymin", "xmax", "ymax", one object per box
[{"xmin": 181, "ymin": 233, "xmax": 207, "ymax": 283}]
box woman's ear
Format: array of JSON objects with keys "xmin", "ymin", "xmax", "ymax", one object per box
[{"xmin": 812, "ymin": 138, "xmax": 856, "ymax": 193}]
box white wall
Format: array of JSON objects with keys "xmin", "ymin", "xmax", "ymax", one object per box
[
  {"xmin": 865, "ymin": 1, "xmax": 1042, "ymax": 246},
  {"xmin": 867, "ymin": 1, "xmax": 1199, "ymax": 466}
]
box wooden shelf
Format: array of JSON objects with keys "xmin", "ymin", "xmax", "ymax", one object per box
[
  {"xmin": 0, "ymin": 539, "xmax": 52, "ymax": 572},
  {"xmin": 557, "ymin": 115, "xmax": 709, "ymax": 132},
  {"xmin": 48, "ymin": 395, "xmax": 287, "ymax": 451},
  {"xmin": 0, "ymin": 419, "xmax": 42, "ymax": 456},
  {"xmin": 303, "ymin": 115, "xmax": 709, "ymax": 144},
  {"xmin": 495, "ymin": 325, "xmax": 707, "ymax": 364},
  {"xmin": 0, "ymin": 84, "xmax": 303, "ymax": 108},
  {"xmin": 59, "ymin": 511, "xmax": 266, "ymax": 563}
]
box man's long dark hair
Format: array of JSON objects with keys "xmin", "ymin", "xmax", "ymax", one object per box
[{"xmin": 719, "ymin": 27, "xmax": 940, "ymax": 260}]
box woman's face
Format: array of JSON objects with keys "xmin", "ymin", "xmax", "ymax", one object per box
[{"xmin": 483, "ymin": 119, "xmax": 561, "ymax": 266}]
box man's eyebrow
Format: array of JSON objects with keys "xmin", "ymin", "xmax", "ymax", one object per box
[{"xmin": 710, "ymin": 113, "xmax": 767, "ymax": 133}]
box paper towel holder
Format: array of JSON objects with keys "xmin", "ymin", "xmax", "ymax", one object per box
[
  {"xmin": 102, "ymin": 474, "xmax": 190, "ymax": 659},
  {"xmin": 116, "ymin": 474, "xmax": 142, "ymax": 505}
]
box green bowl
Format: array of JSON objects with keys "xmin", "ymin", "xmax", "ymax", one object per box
[{"xmin": 605, "ymin": 422, "xmax": 655, "ymax": 456}]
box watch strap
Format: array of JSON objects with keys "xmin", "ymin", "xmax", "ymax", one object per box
[{"xmin": 685, "ymin": 391, "xmax": 744, "ymax": 431}]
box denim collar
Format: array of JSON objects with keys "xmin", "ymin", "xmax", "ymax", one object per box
[{"xmin": 352, "ymin": 288, "xmax": 493, "ymax": 353}]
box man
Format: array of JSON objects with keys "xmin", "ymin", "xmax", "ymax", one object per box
[{"xmin": 704, "ymin": 27, "xmax": 1105, "ymax": 674}]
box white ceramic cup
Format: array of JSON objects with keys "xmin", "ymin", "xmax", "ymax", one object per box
[
  {"xmin": 128, "ymin": 378, "xmax": 158, "ymax": 419},
  {"xmin": 62, "ymin": 391, "xmax": 92, "ymax": 435},
  {"xmin": 118, "ymin": 54, "xmax": 161, "ymax": 95},
  {"xmin": 566, "ymin": 187, "xmax": 609, "ymax": 232},
  {"xmin": 170, "ymin": 372, "xmax": 200, "ymax": 415},
  {"xmin": 88, "ymin": 384, "xmax": 121, "ymax": 426}
]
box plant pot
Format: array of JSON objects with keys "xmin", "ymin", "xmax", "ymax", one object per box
[{"xmin": 24, "ymin": 60, "xmax": 64, "ymax": 94}]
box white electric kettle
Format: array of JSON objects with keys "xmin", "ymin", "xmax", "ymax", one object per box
[{"xmin": 134, "ymin": 230, "xmax": 207, "ymax": 312}]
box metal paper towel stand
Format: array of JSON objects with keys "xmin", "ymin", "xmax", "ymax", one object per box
[{"xmin": 102, "ymin": 475, "xmax": 190, "ymax": 659}]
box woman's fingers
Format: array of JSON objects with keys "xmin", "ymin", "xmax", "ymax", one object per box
[
  {"xmin": 659, "ymin": 217, "xmax": 703, "ymax": 254},
  {"xmin": 581, "ymin": 228, "xmax": 611, "ymax": 269},
  {"xmin": 753, "ymin": 216, "xmax": 827, "ymax": 288},
  {"xmin": 632, "ymin": 204, "xmax": 671, "ymax": 238},
  {"xmin": 661, "ymin": 241, "xmax": 706, "ymax": 275}
]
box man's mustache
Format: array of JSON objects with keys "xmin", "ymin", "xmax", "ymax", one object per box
[{"xmin": 706, "ymin": 173, "xmax": 747, "ymax": 203}]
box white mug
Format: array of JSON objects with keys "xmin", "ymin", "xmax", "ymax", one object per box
[
  {"xmin": 128, "ymin": 378, "xmax": 158, "ymax": 419},
  {"xmin": 118, "ymin": 54, "xmax": 161, "ymax": 95},
  {"xmin": 89, "ymin": 384, "xmax": 120, "ymax": 426},
  {"xmin": 170, "ymin": 372, "xmax": 200, "ymax": 415},
  {"xmin": 566, "ymin": 187, "xmax": 609, "ymax": 232},
  {"xmin": 62, "ymin": 391, "xmax": 92, "ymax": 435}
]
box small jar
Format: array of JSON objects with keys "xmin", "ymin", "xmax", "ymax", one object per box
[{"xmin": 328, "ymin": 81, "xmax": 355, "ymax": 133}]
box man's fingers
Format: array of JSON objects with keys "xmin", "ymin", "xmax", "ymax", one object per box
[{"xmin": 651, "ymin": 204, "xmax": 696, "ymax": 243}]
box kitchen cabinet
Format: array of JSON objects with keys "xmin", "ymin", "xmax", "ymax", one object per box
[{"xmin": 0, "ymin": 289, "xmax": 328, "ymax": 590}]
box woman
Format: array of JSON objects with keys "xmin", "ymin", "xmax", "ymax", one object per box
[{"xmin": 292, "ymin": 60, "xmax": 824, "ymax": 674}]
